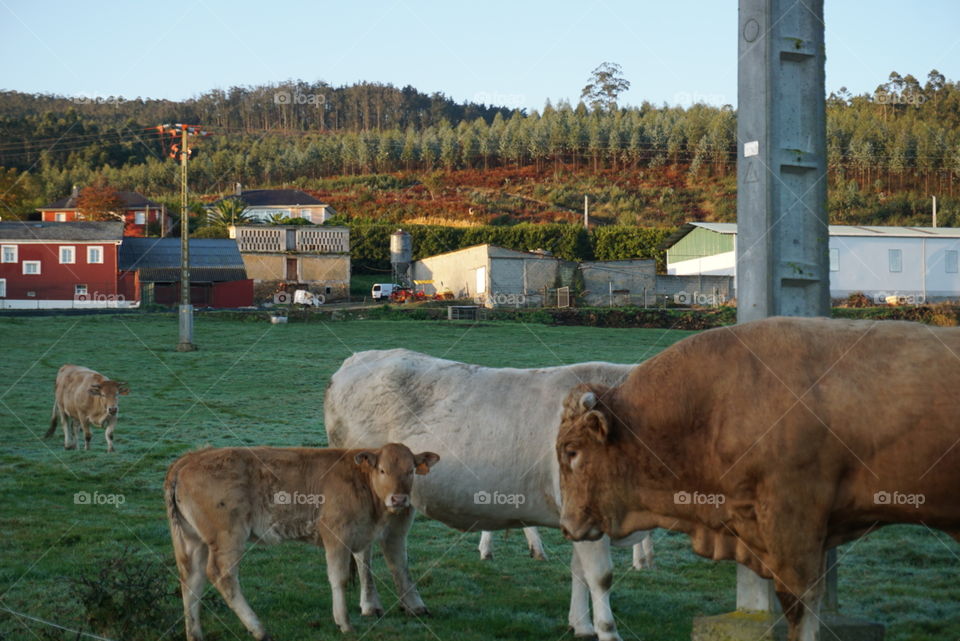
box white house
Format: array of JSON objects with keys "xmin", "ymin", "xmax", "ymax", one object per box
[
  {"xmin": 664, "ymin": 222, "xmax": 960, "ymax": 302},
  {"xmin": 212, "ymin": 188, "xmax": 336, "ymax": 223}
]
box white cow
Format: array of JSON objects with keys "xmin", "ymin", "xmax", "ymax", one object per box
[{"xmin": 325, "ymin": 349, "xmax": 654, "ymax": 641}]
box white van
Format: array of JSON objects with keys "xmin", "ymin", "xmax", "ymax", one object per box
[{"xmin": 371, "ymin": 283, "xmax": 396, "ymax": 301}]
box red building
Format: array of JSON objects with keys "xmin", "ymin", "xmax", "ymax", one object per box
[
  {"xmin": 0, "ymin": 221, "xmax": 137, "ymax": 309},
  {"xmin": 38, "ymin": 188, "xmax": 168, "ymax": 237}
]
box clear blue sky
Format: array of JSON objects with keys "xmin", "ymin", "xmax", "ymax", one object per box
[{"xmin": 2, "ymin": 0, "xmax": 958, "ymax": 111}]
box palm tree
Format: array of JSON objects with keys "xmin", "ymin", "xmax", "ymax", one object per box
[{"xmin": 209, "ymin": 197, "xmax": 251, "ymax": 225}]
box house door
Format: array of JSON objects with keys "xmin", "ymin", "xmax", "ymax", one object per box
[{"xmin": 286, "ymin": 258, "xmax": 298, "ymax": 281}]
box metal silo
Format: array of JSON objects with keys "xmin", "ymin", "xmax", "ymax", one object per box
[{"xmin": 390, "ymin": 229, "xmax": 412, "ymax": 287}]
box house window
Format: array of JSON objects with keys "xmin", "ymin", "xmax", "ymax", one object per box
[
  {"xmin": 75, "ymin": 284, "xmax": 88, "ymax": 298},
  {"xmin": 87, "ymin": 246, "xmax": 103, "ymax": 264},
  {"xmin": 134, "ymin": 211, "xmax": 146, "ymax": 225},
  {"xmin": 23, "ymin": 260, "xmax": 41, "ymax": 275},
  {"xmin": 60, "ymin": 246, "xmax": 75, "ymax": 264},
  {"xmin": 301, "ymin": 209, "xmax": 313, "ymax": 221},
  {"xmin": 829, "ymin": 248, "xmax": 839, "ymax": 272},
  {"xmin": 888, "ymin": 249, "xmax": 902, "ymax": 273},
  {"xmin": 55, "ymin": 213, "xmax": 67, "ymax": 222},
  {"xmin": 1, "ymin": 245, "xmax": 16, "ymax": 263},
  {"xmin": 947, "ymin": 250, "xmax": 958, "ymax": 274},
  {"xmin": 0, "ymin": 279, "xmax": 6, "ymax": 297}
]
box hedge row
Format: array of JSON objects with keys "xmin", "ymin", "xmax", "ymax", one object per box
[{"xmin": 346, "ymin": 223, "xmax": 672, "ymax": 272}]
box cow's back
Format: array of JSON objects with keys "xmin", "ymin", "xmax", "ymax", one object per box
[{"xmin": 325, "ymin": 349, "xmax": 631, "ymax": 530}]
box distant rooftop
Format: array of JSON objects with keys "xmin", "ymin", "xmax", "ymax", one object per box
[
  {"xmin": 663, "ymin": 221, "xmax": 960, "ymax": 249},
  {"xmin": 0, "ymin": 221, "xmax": 124, "ymax": 241},
  {"xmin": 119, "ymin": 237, "xmax": 246, "ymax": 282},
  {"xmin": 40, "ymin": 191, "xmax": 161, "ymax": 211},
  {"xmin": 215, "ymin": 189, "xmax": 327, "ymax": 208}
]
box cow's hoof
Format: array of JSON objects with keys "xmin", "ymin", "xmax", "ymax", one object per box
[
  {"xmin": 338, "ymin": 624, "xmax": 354, "ymax": 633},
  {"xmin": 530, "ymin": 549, "xmax": 548, "ymax": 561},
  {"xmin": 480, "ymin": 553, "xmax": 493, "ymax": 560},
  {"xmin": 64, "ymin": 444, "xmax": 76, "ymax": 450},
  {"xmin": 569, "ymin": 629, "xmax": 598, "ymax": 641},
  {"xmin": 404, "ymin": 606, "xmax": 430, "ymax": 617},
  {"xmin": 361, "ymin": 608, "xmax": 384, "ymax": 618}
]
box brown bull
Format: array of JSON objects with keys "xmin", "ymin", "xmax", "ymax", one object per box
[
  {"xmin": 557, "ymin": 317, "xmax": 960, "ymax": 641},
  {"xmin": 46, "ymin": 364, "xmax": 129, "ymax": 452},
  {"xmin": 165, "ymin": 443, "xmax": 439, "ymax": 640}
]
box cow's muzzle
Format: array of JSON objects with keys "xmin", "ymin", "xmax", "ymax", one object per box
[
  {"xmin": 386, "ymin": 494, "xmax": 410, "ymax": 509},
  {"xmin": 108, "ymin": 407, "xmax": 118, "ymax": 415}
]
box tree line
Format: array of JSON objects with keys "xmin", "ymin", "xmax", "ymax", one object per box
[{"xmin": 0, "ymin": 71, "xmax": 958, "ymax": 217}]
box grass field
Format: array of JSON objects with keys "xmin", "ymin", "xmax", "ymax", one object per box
[{"xmin": 0, "ymin": 315, "xmax": 957, "ymax": 641}]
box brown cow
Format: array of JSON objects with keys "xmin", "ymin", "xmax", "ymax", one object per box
[
  {"xmin": 556, "ymin": 317, "xmax": 960, "ymax": 641},
  {"xmin": 165, "ymin": 443, "xmax": 440, "ymax": 640},
  {"xmin": 45, "ymin": 364, "xmax": 129, "ymax": 452}
]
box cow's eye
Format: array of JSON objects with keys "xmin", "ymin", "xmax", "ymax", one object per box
[
  {"xmin": 565, "ymin": 449, "xmax": 578, "ymax": 464},
  {"xmin": 379, "ymin": 468, "xmax": 385, "ymax": 475}
]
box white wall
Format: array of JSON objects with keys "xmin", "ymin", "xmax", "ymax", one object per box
[{"xmin": 667, "ymin": 235, "xmax": 960, "ymax": 301}]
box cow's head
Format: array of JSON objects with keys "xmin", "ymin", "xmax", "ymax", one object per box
[
  {"xmin": 557, "ymin": 383, "xmax": 623, "ymax": 542},
  {"xmin": 355, "ymin": 443, "xmax": 440, "ymax": 514},
  {"xmin": 89, "ymin": 380, "xmax": 130, "ymax": 417}
]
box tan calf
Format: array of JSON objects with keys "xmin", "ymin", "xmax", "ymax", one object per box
[
  {"xmin": 45, "ymin": 364, "xmax": 129, "ymax": 452},
  {"xmin": 164, "ymin": 443, "xmax": 439, "ymax": 640}
]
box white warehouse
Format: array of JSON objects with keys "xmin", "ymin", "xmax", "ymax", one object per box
[{"xmin": 664, "ymin": 222, "xmax": 960, "ymax": 301}]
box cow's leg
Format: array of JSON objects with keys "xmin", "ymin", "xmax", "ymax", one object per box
[
  {"xmin": 523, "ymin": 527, "xmax": 548, "ymax": 560},
  {"xmin": 325, "ymin": 543, "xmax": 354, "ymax": 632},
  {"xmin": 104, "ymin": 419, "xmax": 115, "ymax": 453},
  {"xmin": 379, "ymin": 509, "xmax": 429, "ymax": 616},
  {"xmin": 353, "ymin": 547, "xmax": 384, "ymax": 617},
  {"xmin": 478, "ymin": 531, "xmax": 494, "ymax": 560},
  {"xmin": 80, "ymin": 419, "xmax": 92, "ymax": 451},
  {"xmin": 206, "ymin": 540, "xmax": 268, "ymax": 640},
  {"xmin": 632, "ymin": 533, "xmax": 656, "ymax": 570},
  {"xmin": 568, "ymin": 542, "xmax": 595, "ymax": 638},
  {"xmin": 62, "ymin": 415, "xmax": 76, "ymax": 450},
  {"xmin": 575, "ymin": 537, "xmax": 621, "ymax": 641},
  {"xmin": 173, "ymin": 533, "xmax": 209, "ymax": 641}
]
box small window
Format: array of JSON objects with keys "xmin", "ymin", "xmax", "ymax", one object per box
[
  {"xmin": 946, "ymin": 250, "xmax": 958, "ymax": 274},
  {"xmin": 1, "ymin": 245, "xmax": 16, "ymax": 263},
  {"xmin": 55, "ymin": 213, "xmax": 66, "ymax": 222},
  {"xmin": 59, "ymin": 246, "xmax": 75, "ymax": 264},
  {"xmin": 75, "ymin": 284, "xmax": 88, "ymax": 296},
  {"xmin": 888, "ymin": 249, "xmax": 902, "ymax": 273},
  {"xmin": 23, "ymin": 260, "xmax": 41, "ymax": 275},
  {"xmin": 134, "ymin": 211, "xmax": 146, "ymax": 225},
  {"xmin": 87, "ymin": 246, "xmax": 103, "ymax": 264},
  {"xmin": 829, "ymin": 248, "xmax": 839, "ymax": 272},
  {"xmin": 0, "ymin": 278, "xmax": 6, "ymax": 297}
]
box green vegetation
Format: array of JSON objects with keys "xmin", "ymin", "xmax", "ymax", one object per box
[{"xmin": 0, "ymin": 315, "xmax": 957, "ymax": 640}]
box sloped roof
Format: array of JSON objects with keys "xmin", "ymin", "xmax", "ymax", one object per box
[
  {"xmin": 40, "ymin": 191, "xmax": 161, "ymax": 211},
  {"xmin": 214, "ymin": 189, "xmax": 327, "ymax": 208},
  {"xmin": 119, "ymin": 238, "xmax": 245, "ymax": 281},
  {"xmin": 0, "ymin": 221, "xmax": 124, "ymax": 241},
  {"xmin": 419, "ymin": 243, "xmax": 560, "ymax": 261},
  {"xmin": 661, "ymin": 221, "xmax": 960, "ymax": 250}
]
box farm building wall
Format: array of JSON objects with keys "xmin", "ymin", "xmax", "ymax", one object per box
[
  {"xmin": 412, "ymin": 245, "xmax": 490, "ymax": 300},
  {"xmin": 656, "ymin": 274, "xmax": 735, "ymax": 304},
  {"xmin": 580, "ymin": 260, "xmax": 657, "ymax": 306}
]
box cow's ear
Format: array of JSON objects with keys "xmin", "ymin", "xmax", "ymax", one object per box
[
  {"xmin": 414, "ymin": 452, "xmax": 440, "ymax": 475},
  {"xmin": 580, "ymin": 391, "xmax": 598, "ymax": 412},
  {"xmin": 117, "ymin": 382, "xmax": 130, "ymax": 395},
  {"xmin": 88, "ymin": 384, "xmax": 102, "ymax": 397},
  {"xmin": 354, "ymin": 451, "xmax": 378, "ymax": 469},
  {"xmin": 584, "ymin": 410, "xmax": 610, "ymax": 444}
]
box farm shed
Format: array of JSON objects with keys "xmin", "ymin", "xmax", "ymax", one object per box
[
  {"xmin": 118, "ymin": 237, "xmax": 252, "ymax": 308},
  {"xmin": 664, "ymin": 222, "xmax": 960, "ymax": 301},
  {"xmin": 579, "ymin": 259, "xmax": 657, "ymax": 306},
  {"xmin": 412, "ymin": 244, "xmax": 571, "ymax": 307}
]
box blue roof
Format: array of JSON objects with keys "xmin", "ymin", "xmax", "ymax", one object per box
[{"xmin": 119, "ymin": 238, "xmax": 244, "ymax": 270}]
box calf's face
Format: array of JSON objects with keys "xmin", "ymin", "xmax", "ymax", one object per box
[
  {"xmin": 355, "ymin": 443, "xmax": 440, "ymax": 514},
  {"xmin": 89, "ymin": 380, "xmax": 130, "ymax": 418},
  {"xmin": 557, "ymin": 385, "xmax": 621, "ymax": 542}
]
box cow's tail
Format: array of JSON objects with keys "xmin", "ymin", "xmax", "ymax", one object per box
[
  {"xmin": 45, "ymin": 399, "xmax": 59, "ymax": 438},
  {"xmin": 164, "ymin": 460, "xmax": 189, "ymax": 542}
]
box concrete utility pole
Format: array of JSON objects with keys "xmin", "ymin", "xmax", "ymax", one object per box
[
  {"xmin": 583, "ymin": 195, "xmax": 589, "ymax": 229},
  {"xmin": 158, "ymin": 123, "xmax": 210, "ymax": 352},
  {"xmin": 691, "ymin": 1, "xmax": 883, "ymax": 640}
]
